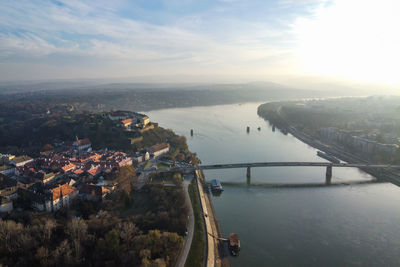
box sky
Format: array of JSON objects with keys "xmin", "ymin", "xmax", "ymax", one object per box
[{"xmin": 1, "ymin": 0, "xmax": 400, "ymax": 87}]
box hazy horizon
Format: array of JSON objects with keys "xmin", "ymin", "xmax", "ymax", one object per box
[
  {"xmin": 1, "ymin": 75, "xmax": 399, "ymax": 96},
  {"xmin": 2, "ymin": 0, "xmax": 400, "ymax": 92}
]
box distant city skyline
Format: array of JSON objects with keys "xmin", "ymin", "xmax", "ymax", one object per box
[{"xmin": 1, "ymin": 0, "xmax": 399, "ymax": 88}]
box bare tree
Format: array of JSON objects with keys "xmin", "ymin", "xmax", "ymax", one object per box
[
  {"xmin": 53, "ymin": 239, "xmax": 73, "ymax": 266},
  {"xmin": 43, "ymin": 218, "xmax": 56, "ymax": 242},
  {"xmin": 66, "ymin": 218, "xmax": 88, "ymax": 260},
  {"xmin": 36, "ymin": 246, "xmax": 50, "ymax": 266},
  {"xmin": 0, "ymin": 219, "xmax": 26, "ymax": 253},
  {"xmin": 139, "ymin": 249, "xmax": 151, "ymax": 261},
  {"xmin": 0, "ymin": 219, "xmax": 12, "ymax": 252},
  {"xmin": 117, "ymin": 221, "xmax": 137, "ymax": 247}
]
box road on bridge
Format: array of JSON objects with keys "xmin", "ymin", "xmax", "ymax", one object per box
[{"xmin": 141, "ymin": 162, "xmax": 400, "ymax": 174}]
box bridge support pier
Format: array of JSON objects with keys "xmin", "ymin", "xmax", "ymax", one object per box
[
  {"xmin": 246, "ymin": 167, "xmax": 251, "ymax": 185},
  {"xmin": 326, "ymin": 165, "xmax": 332, "ymax": 184}
]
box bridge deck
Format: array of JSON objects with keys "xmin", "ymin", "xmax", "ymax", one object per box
[
  {"xmin": 142, "ymin": 161, "xmax": 400, "ymax": 174},
  {"xmin": 198, "ymin": 162, "xmax": 400, "ymax": 169}
]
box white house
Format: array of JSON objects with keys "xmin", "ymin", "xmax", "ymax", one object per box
[
  {"xmin": 109, "ymin": 112, "xmax": 129, "ymax": 121},
  {"xmin": 31, "ymin": 184, "xmax": 78, "ymax": 212},
  {"xmin": 73, "ymin": 138, "xmax": 92, "ymax": 152},
  {"xmin": 133, "ymin": 152, "xmax": 150, "ymax": 163},
  {"xmin": 149, "ymin": 143, "xmax": 170, "ymax": 158},
  {"xmin": 140, "ymin": 116, "xmax": 150, "ymax": 126}
]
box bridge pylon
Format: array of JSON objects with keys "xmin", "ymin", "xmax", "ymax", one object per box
[
  {"xmin": 326, "ymin": 165, "xmax": 332, "ymax": 184},
  {"xmin": 246, "ymin": 167, "xmax": 251, "ymax": 185}
]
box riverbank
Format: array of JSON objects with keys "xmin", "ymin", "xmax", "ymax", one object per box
[
  {"xmin": 257, "ymin": 103, "xmax": 400, "ymax": 186},
  {"xmin": 195, "ymin": 170, "xmax": 230, "ymax": 267},
  {"xmin": 146, "ymin": 103, "xmax": 400, "ymax": 266}
]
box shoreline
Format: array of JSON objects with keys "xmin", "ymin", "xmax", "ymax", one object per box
[
  {"xmin": 195, "ymin": 170, "xmax": 230, "ymax": 267},
  {"xmin": 257, "ymin": 105, "xmax": 400, "ymax": 186}
]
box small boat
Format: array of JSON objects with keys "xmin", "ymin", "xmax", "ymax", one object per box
[
  {"xmin": 229, "ymin": 233, "xmax": 240, "ymax": 256},
  {"xmin": 210, "ymin": 179, "xmax": 223, "ymax": 192},
  {"xmin": 317, "ymin": 151, "xmax": 340, "ymax": 164}
]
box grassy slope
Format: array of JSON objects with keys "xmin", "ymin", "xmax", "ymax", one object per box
[{"xmin": 185, "ymin": 181, "xmax": 205, "ymax": 267}]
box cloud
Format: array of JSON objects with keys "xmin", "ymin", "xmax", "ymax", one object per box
[
  {"xmin": 0, "ymin": 33, "xmax": 57, "ymax": 58},
  {"xmin": 0, "ymin": 0, "xmax": 325, "ymax": 80}
]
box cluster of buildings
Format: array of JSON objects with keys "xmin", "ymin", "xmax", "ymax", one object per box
[
  {"xmin": 0, "ymin": 111, "xmax": 177, "ymax": 216},
  {"xmin": 350, "ymin": 119, "xmax": 397, "ymax": 130},
  {"xmin": 107, "ymin": 111, "xmax": 170, "ymax": 161},
  {"xmin": 0, "ymin": 138, "xmax": 134, "ymax": 215},
  {"xmin": 0, "ymin": 154, "xmax": 34, "ymax": 175},
  {"xmin": 108, "ymin": 111, "xmax": 151, "ymax": 132},
  {"xmin": 132, "ymin": 143, "xmax": 170, "ymax": 163},
  {"xmin": 319, "ymin": 127, "xmax": 400, "ymax": 157}
]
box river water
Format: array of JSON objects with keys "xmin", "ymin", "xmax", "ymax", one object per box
[{"xmin": 146, "ymin": 102, "xmax": 400, "ymax": 266}]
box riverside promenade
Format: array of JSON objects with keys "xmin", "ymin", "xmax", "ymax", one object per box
[{"xmin": 195, "ymin": 170, "xmax": 229, "ymax": 267}]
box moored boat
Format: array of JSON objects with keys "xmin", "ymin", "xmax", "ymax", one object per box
[
  {"xmin": 210, "ymin": 179, "xmax": 223, "ymax": 191},
  {"xmin": 229, "ymin": 233, "xmax": 240, "ymax": 256}
]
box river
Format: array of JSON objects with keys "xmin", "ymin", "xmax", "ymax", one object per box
[{"xmin": 146, "ymin": 102, "xmax": 400, "ymax": 266}]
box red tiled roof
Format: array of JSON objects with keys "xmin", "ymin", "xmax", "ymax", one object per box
[
  {"xmin": 122, "ymin": 118, "xmax": 133, "ymax": 125},
  {"xmin": 88, "ymin": 167, "xmax": 100, "ymax": 176},
  {"xmin": 74, "ymin": 169, "xmax": 84, "ymax": 175},
  {"xmin": 52, "ymin": 184, "xmax": 77, "ymax": 200},
  {"xmin": 61, "ymin": 163, "xmax": 75, "ymax": 172}
]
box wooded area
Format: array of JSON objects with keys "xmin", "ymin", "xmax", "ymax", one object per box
[{"xmin": 0, "ymin": 182, "xmax": 188, "ymax": 266}]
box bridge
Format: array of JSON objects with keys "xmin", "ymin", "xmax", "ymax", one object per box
[{"xmin": 142, "ymin": 161, "xmax": 400, "ymax": 184}]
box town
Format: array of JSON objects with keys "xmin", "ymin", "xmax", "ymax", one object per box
[
  {"xmin": 0, "ymin": 109, "xmax": 198, "ymax": 266},
  {"xmin": 258, "ymin": 97, "xmax": 400, "ymax": 164},
  {"xmin": 0, "ymin": 110, "xmax": 180, "ymax": 215},
  {"xmin": 2, "ymin": 1, "xmax": 400, "ymax": 266}
]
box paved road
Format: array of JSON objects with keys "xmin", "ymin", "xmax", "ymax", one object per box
[
  {"xmin": 195, "ymin": 170, "xmax": 219, "ymax": 267},
  {"xmin": 175, "ymin": 180, "xmax": 195, "ymax": 267},
  {"xmin": 196, "ymin": 171, "xmax": 215, "ymax": 267}
]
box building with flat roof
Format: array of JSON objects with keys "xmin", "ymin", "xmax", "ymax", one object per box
[{"xmin": 149, "ymin": 143, "xmax": 170, "ymax": 158}]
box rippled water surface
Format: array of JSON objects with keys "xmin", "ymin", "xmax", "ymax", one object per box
[{"xmin": 147, "ymin": 103, "xmax": 400, "ymax": 266}]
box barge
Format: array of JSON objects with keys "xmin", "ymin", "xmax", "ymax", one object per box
[{"xmin": 317, "ymin": 151, "xmax": 340, "ymax": 164}]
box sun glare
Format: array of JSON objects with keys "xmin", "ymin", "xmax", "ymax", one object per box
[{"xmin": 294, "ymin": 0, "xmax": 400, "ymax": 85}]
